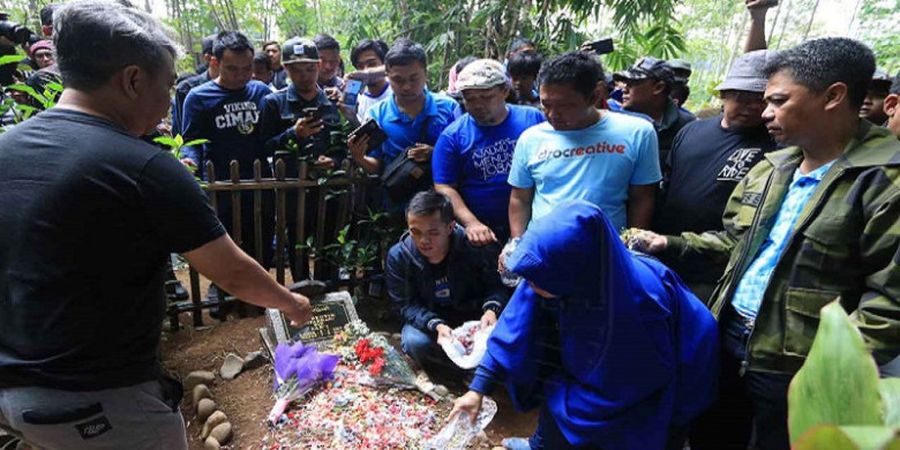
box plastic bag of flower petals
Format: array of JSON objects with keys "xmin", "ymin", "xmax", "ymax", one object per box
[
  {"xmin": 424, "ymin": 396, "xmax": 497, "ymax": 450},
  {"xmin": 439, "ymin": 320, "xmax": 495, "ymax": 369}
]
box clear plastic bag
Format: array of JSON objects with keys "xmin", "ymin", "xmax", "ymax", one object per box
[
  {"xmin": 425, "ymin": 396, "xmax": 498, "ymax": 450},
  {"xmin": 438, "ymin": 321, "xmax": 494, "ymax": 370},
  {"xmin": 500, "ymin": 237, "xmax": 522, "ymax": 287}
]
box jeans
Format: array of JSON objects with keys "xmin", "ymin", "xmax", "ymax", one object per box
[
  {"xmin": 0, "ymin": 377, "xmax": 187, "ymax": 450},
  {"xmin": 689, "ymin": 309, "xmax": 792, "ymax": 450}
]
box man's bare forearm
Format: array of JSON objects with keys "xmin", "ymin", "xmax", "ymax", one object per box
[
  {"xmin": 435, "ymin": 183, "xmax": 481, "ymax": 226},
  {"xmin": 509, "ymin": 188, "xmax": 534, "ymax": 238},
  {"xmin": 184, "ymin": 235, "xmax": 295, "ymax": 310}
]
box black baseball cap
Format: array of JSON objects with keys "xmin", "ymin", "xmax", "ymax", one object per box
[
  {"xmin": 871, "ymin": 69, "xmax": 893, "ymax": 94},
  {"xmin": 614, "ymin": 57, "xmax": 675, "ymax": 86},
  {"xmin": 282, "ymin": 37, "xmax": 319, "ymax": 65}
]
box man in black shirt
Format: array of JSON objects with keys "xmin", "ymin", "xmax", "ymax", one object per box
[
  {"xmin": 0, "ymin": 3, "xmax": 310, "ymax": 448},
  {"xmin": 653, "ymin": 50, "xmax": 777, "ymax": 300},
  {"xmin": 171, "ymin": 34, "xmax": 218, "ymax": 133},
  {"xmin": 263, "ymin": 40, "xmax": 288, "ymax": 90},
  {"xmin": 861, "ymin": 69, "xmax": 892, "ymax": 126},
  {"xmin": 615, "ymin": 57, "xmax": 696, "ymax": 167}
]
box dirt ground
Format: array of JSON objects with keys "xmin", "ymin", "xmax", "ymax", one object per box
[{"xmin": 160, "ymin": 271, "xmax": 538, "ymax": 449}]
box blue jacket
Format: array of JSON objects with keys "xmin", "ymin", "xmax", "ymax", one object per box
[
  {"xmin": 386, "ymin": 226, "xmax": 508, "ymax": 333},
  {"xmin": 470, "ymin": 201, "xmax": 718, "ymax": 449}
]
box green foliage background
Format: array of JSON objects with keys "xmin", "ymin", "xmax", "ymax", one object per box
[{"xmin": 2, "ymin": 0, "xmax": 897, "ymax": 111}]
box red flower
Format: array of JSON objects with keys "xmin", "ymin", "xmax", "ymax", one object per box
[{"xmin": 369, "ymin": 357, "xmax": 385, "ymax": 376}]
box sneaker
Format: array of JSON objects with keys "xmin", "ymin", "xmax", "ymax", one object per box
[
  {"xmin": 502, "ymin": 437, "xmax": 531, "ymax": 450},
  {"xmin": 165, "ymin": 280, "xmax": 189, "ymax": 301}
]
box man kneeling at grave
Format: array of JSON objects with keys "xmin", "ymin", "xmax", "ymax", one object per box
[{"xmin": 386, "ymin": 190, "xmax": 509, "ymax": 377}]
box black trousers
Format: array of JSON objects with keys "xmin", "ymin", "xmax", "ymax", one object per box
[{"xmin": 689, "ymin": 308, "xmax": 793, "ymax": 450}]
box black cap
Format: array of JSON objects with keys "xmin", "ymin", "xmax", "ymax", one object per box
[
  {"xmin": 613, "ymin": 56, "xmax": 675, "ymax": 86},
  {"xmin": 890, "ymin": 72, "xmax": 900, "ymax": 96},
  {"xmin": 871, "ymin": 69, "xmax": 893, "ymax": 94},
  {"xmin": 282, "ymin": 37, "xmax": 320, "ymax": 65}
]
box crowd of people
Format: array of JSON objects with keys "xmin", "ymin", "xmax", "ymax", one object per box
[{"xmin": 1, "ymin": 0, "xmax": 899, "ymax": 449}]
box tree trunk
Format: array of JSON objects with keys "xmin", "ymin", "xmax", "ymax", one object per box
[
  {"xmin": 774, "ymin": 0, "xmax": 793, "ymax": 49},
  {"xmin": 802, "ymin": 0, "xmax": 820, "ymax": 41}
]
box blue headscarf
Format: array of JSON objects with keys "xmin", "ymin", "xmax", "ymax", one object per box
[{"xmin": 480, "ymin": 201, "xmax": 718, "ymax": 449}]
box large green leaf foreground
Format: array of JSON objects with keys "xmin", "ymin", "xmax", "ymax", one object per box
[{"xmin": 789, "ymin": 301, "xmax": 900, "ymax": 449}]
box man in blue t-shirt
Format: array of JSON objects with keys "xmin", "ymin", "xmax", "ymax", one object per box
[
  {"xmin": 181, "ymin": 31, "xmax": 275, "ymax": 299},
  {"xmin": 348, "ymin": 39, "xmax": 461, "ymax": 177},
  {"xmin": 433, "ymin": 59, "xmax": 544, "ymax": 246},
  {"xmin": 508, "ymin": 52, "xmax": 660, "ymax": 236}
]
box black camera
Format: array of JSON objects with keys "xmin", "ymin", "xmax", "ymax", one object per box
[{"xmin": 0, "ymin": 13, "xmax": 34, "ymax": 46}]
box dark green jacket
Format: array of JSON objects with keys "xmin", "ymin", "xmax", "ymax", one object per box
[{"xmin": 662, "ymin": 121, "xmax": 900, "ymax": 374}]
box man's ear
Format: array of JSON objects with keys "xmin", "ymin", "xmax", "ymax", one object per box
[
  {"xmin": 822, "ymin": 82, "xmax": 849, "ymax": 112},
  {"xmin": 884, "ymin": 94, "xmax": 899, "ymax": 116},
  {"xmin": 652, "ymin": 80, "xmax": 667, "ymax": 97},
  {"xmin": 119, "ymin": 65, "xmax": 142, "ymax": 100}
]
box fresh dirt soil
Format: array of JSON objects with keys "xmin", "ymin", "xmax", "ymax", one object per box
[{"xmin": 160, "ymin": 270, "xmax": 538, "ymax": 449}]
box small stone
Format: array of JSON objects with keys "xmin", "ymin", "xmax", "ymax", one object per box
[
  {"xmin": 203, "ymin": 437, "xmax": 221, "ymax": 450},
  {"xmin": 201, "ymin": 411, "xmax": 227, "ymax": 440},
  {"xmin": 220, "ymin": 353, "xmax": 244, "ymax": 380},
  {"xmin": 184, "ymin": 370, "xmax": 216, "ymax": 392},
  {"xmin": 210, "ymin": 422, "xmax": 233, "ymax": 445},
  {"xmin": 192, "ymin": 384, "xmax": 212, "ymax": 407},
  {"xmin": 433, "ymin": 384, "xmax": 449, "ymax": 397},
  {"xmin": 197, "ymin": 398, "xmax": 216, "ymax": 422},
  {"xmin": 242, "ymin": 350, "xmax": 267, "ymax": 371}
]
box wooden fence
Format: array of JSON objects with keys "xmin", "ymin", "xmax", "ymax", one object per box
[{"xmin": 165, "ymin": 156, "xmax": 379, "ymax": 331}]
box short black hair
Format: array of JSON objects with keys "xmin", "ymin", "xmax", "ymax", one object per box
[
  {"xmin": 252, "ymin": 51, "xmax": 271, "ymax": 69},
  {"xmin": 891, "ymin": 72, "xmax": 900, "ymax": 96},
  {"xmin": 764, "ymin": 37, "xmax": 875, "ymax": 109},
  {"xmin": 40, "ymin": 4, "xmax": 59, "ymax": 27},
  {"xmin": 314, "ymin": 33, "xmax": 340, "ymax": 52},
  {"xmin": 262, "ymin": 40, "xmax": 279, "ymax": 51},
  {"xmin": 507, "ymin": 51, "xmax": 543, "ymax": 77},
  {"xmin": 385, "ymin": 38, "xmax": 427, "ymax": 70},
  {"xmin": 537, "ymin": 51, "xmax": 604, "ymax": 99},
  {"xmin": 507, "ymin": 37, "xmax": 535, "ymax": 55},
  {"xmin": 454, "ymin": 55, "xmax": 477, "ymax": 73},
  {"xmin": 212, "ymin": 31, "xmax": 253, "ymax": 60},
  {"xmin": 350, "ymin": 38, "xmax": 388, "ymax": 67},
  {"xmin": 407, "ymin": 191, "xmax": 454, "ymax": 224},
  {"xmin": 201, "ymin": 34, "xmax": 216, "ymax": 56}
]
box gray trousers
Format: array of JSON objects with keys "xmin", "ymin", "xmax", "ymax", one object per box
[{"xmin": 0, "ymin": 378, "xmax": 187, "ymax": 450}]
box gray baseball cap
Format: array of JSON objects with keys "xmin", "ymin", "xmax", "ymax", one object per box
[{"xmin": 716, "ymin": 50, "xmax": 770, "ymax": 93}]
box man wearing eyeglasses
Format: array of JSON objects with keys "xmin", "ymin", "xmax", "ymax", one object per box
[
  {"xmin": 653, "ymin": 50, "xmax": 778, "ymax": 302},
  {"xmin": 615, "ymin": 57, "xmax": 696, "ymax": 167}
]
